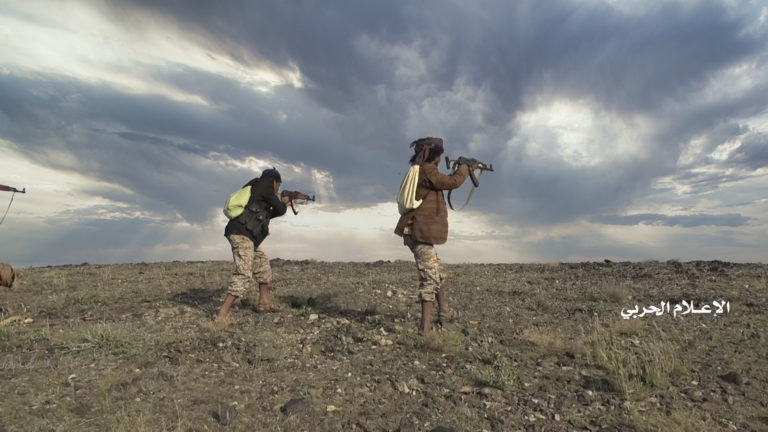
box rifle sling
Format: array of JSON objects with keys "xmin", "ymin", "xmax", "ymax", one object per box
[{"xmin": 447, "ymin": 169, "xmax": 484, "ymax": 211}]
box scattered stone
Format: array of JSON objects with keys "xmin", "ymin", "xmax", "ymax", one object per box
[
  {"xmin": 718, "ymin": 371, "xmax": 744, "ymax": 386},
  {"xmin": 308, "ymin": 314, "xmax": 319, "ymax": 322},
  {"xmin": 280, "ymin": 397, "xmax": 309, "ymax": 416},
  {"xmin": 479, "ymin": 387, "xmax": 501, "ymax": 397},
  {"xmin": 686, "ymin": 389, "xmax": 704, "ymax": 402},
  {"xmin": 396, "ymin": 381, "xmax": 410, "ymax": 394},
  {"xmin": 577, "ymin": 390, "xmax": 593, "ymax": 405},
  {"xmin": 326, "ymin": 405, "xmax": 339, "ymax": 412},
  {"xmin": 406, "ymin": 378, "xmax": 422, "ymax": 392}
]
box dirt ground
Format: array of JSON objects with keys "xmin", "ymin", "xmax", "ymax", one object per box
[{"xmin": 1, "ymin": 259, "xmax": 766, "ymax": 431}]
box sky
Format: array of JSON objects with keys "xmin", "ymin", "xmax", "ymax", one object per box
[{"xmin": 1, "ymin": 0, "xmax": 767, "ymax": 267}]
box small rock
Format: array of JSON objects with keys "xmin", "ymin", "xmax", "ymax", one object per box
[
  {"xmin": 718, "ymin": 371, "xmax": 744, "ymax": 386},
  {"xmin": 308, "ymin": 314, "xmax": 319, "ymax": 322},
  {"xmin": 326, "ymin": 405, "xmax": 339, "ymax": 412},
  {"xmin": 479, "ymin": 387, "xmax": 501, "ymax": 397},
  {"xmin": 459, "ymin": 385, "xmax": 474, "ymax": 394},
  {"xmin": 577, "ymin": 390, "xmax": 593, "ymax": 405},
  {"xmin": 407, "ymin": 378, "xmax": 421, "ymax": 391},
  {"xmin": 280, "ymin": 397, "xmax": 309, "ymax": 416},
  {"xmin": 396, "ymin": 381, "xmax": 410, "ymax": 394},
  {"xmin": 687, "ymin": 389, "xmax": 704, "ymax": 402}
]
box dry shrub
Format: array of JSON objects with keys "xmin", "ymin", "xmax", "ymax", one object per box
[
  {"xmin": 520, "ymin": 326, "xmax": 580, "ymax": 355},
  {"xmin": 586, "ymin": 321, "xmax": 687, "ymax": 397},
  {"xmin": 631, "ymin": 409, "xmax": 717, "ymax": 432},
  {"xmin": 424, "ymin": 330, "xmax": 464, "ymax": 354},
  {"xmin": 476, "ymin": 351, "xmax": 516, "ymax": 390}
]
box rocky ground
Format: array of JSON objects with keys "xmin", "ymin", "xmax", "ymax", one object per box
[{"xmin": 0, "ymin": 259, "xmax": 766, "ymax": 431}]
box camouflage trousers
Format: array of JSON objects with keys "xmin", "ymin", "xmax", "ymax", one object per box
[
  {"xmin": 403, "ymin": 235, "xmax": 444, "ymax": 302},
  {"xmin": 227, "ymin": 234, "xmax": 273, "ymax": 298}
]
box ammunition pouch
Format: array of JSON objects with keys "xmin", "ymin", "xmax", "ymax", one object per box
[{"xmin": 237, "ymin": 202, "xmax": 270, "ymax": 237}]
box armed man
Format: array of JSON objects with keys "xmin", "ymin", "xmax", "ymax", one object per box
[
  {"xmin": 215, "ymin": 168, "xmax": 292, "ymax": 324},
  {"xmin": 394, "ymin": 137, "xmax": 470, "ymax": 333}
]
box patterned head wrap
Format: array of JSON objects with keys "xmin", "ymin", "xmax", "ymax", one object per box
[{"xmin": 410, "ymin": 137, "xmax": 444, "ymax": 165}]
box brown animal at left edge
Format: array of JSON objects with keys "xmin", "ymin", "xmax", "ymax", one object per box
[{"xmin": 0, "ymin": 262, "xmax": 15, "ymax": 288}]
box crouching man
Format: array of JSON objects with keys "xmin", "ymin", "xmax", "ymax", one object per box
[
  {"xmin": 215, "ymin": 168, "xmax": 291, "ymax": 324},
  {"xmin": 394, "ymin": 137, "xmax": 469, "ymax": 333}
]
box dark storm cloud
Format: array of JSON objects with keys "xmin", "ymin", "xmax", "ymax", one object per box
[
  {"xmin": 591, "ymin": 212, "xmax": 750, "ymax": 228},
  {"xmin": 657, "ymin": 129, "xmax": 768, "ymax": 194},
  {"xmin": 111, "ymin": 0, "xmax": 762, "ymax": 116},
  {"xmin": 0, "ymin": 70, "xmax": 396, "ymax": 223},
  {"xmin": 3, "ymin": 0, "xmax": 767, "ymax": 230},
  {"xmin": 99, "ymin": 0, "xmax": 766, "ymax": 221},
  {"xmin": 728, "ymin": 132, "xmax": 768, "ymax": 170}
]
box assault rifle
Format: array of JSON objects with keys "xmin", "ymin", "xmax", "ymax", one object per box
[
  {"xmin": 280, "ymin": 190, "xmax": 316, "ymax": 215},
  {"xmin": 1, "ymin": 184, "xmax": 25, "ymax": 225},
  {"xmin": 444, "ymin": 156, "xmax": 494, "ymax": 210},
  {"xmin": 0, "ymin": 185, "xmax": 25, "ymax": 194},
  {"xmin": 445, "ymin": 156, "xmax": 493, "ymax": 187}
]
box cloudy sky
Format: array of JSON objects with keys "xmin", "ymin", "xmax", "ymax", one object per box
[{"xmin": 1, "ymin": 0, "xmax": 767, "ymax": 267}]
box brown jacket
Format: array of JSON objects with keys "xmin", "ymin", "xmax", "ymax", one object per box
[{"xmin": 394, "ymin": 162, "xmax": 469, "ymax": 245}]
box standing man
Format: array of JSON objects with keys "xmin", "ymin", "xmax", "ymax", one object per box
[
  {"xmin": 394, "ymin": 137, "xmax": 469, "ymax": 333},
  {"xmin": 215, "ymin": 168, "xmax": 291, "ymax": 324}
]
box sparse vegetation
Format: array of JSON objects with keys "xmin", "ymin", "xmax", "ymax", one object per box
[
  {"xmin": 586, "ymin": 319, "xmax": 688, "ymax": 397},
  {"xmin": 423, "ymin": 329, "xmax": 464, "ymax": 354},
  {"xmin": 0, "ymin": 260, "xmax": 765, "ymax": 431},
  {"xmin": 475, "ymin": 351, "xmax": 516, "ymax": 391}
]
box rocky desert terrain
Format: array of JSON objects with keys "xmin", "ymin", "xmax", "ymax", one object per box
[{"xmin": 1, "ymin": 259, "xmax": 766, "ymax": 431}]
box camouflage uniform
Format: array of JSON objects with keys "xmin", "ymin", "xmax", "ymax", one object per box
[
  {"xmin": 403, "ymin": 235, "xmax": 444, "ymax": 302},
  {"xmin": 227, "ymin": 234, "xmax": 273, "ymax": 298}
]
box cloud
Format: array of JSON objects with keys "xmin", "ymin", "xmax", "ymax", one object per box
[
  {"xmin": 728, "ymin": 131, "xmax": 768, "ymax": 170},
  {"xmin": 591, "ymin": 212, "xmax": 751, "ymax": 228},
  {"xmin": 1, "ymin": 0, "xmax": 768, "ymax": 264}
]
